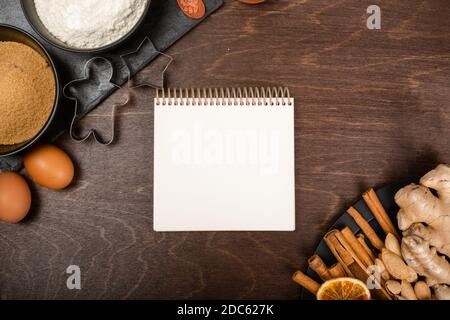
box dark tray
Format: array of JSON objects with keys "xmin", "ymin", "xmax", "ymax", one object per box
[
  {"xmin": 0, "ymin": 0, "xmax": 223, "ymax": 171},
  {"xmin": 301, "ymin": 178, "xmax": 415, "ymax": 299}
]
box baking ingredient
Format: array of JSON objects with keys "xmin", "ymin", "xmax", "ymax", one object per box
[
  {"xmin": 381, "ymin": 248, "xmax": 417, "ymax": 282},
  {"xmin": 433, "ymin": 284, "xmax": 450, "ymax": 300},
  {"xmin": 400, "ymin": 280, "xmax": 417, "ymax": 300},
  {"xmin": 394, "ymin": 164, "xmax": 450, "ymax": 287},
  {"xmin": 0, "ymin": 42, "xmax": 55, "ymax": 145},
  {"xmin": 404, "ymin": 223, "xmax": 450, "ymax": 257},
  {"xmin": 316, "ymin": 278, "xmax": 371, "ymax": 300},
  {"xmin": 34, "ymin": 0, "xmax": 148, "ymax": 49},
  {"xmin": 385, "ymin": 280, "xmax": 402, "ymax": 295},
  {"xmin": 347, "ymin": 206, "xmax": 384, "ymax": 251},
  {"xmin": 356, "ymin": 234, "xmax": 376, "ymax": 261},
  {"xmin": 333, "ymin": 229, "xmax": 369, "ymax": 271},
  {"xmin": 292, "ymin": 271, "xmax": 320, "ymax": 295},
  {"xmin": 0, "ymin": 172, "xmax": 31, "ymax": 223},
  {"xmin": 341, "ymin": 226, "xmax": 374, "ymax": 268},
  {"xmin": 328, "ymin": 263, "xmax": 347, "ymax": 278},
  {"xmin": 308, "ymin": 255, "xmax": 331, "ymax": 281},
  {"xmin": 24, "ymin": 144, "xmax": 74, "ymax": 190},
  {"xmin": 401, "ymin": 235, "xmax": 450, "ymax": 286},
  {"xmin": 323, "ymin": 230, "xmax": 354, "ymax": 277},
  {"xmin": 363, "ymin": 188, "xmax": 399, "ymax": 238},
  {"xmin": 177, "ymin": 0, "xmax": 206, "ymax": 19},
  {"xmin": 396, "ymin": 164, "xmax": 450, "ymax": 257},
  {"xmin": 385, "ymin": 233, "xmax": 402, "ymax": 257},
  {"xmin": 414, "ymin": 281, "xmax": 431, "ymax": 300}
]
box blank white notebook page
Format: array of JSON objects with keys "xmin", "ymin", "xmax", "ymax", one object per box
[{"xmin": 153, "ymin": 90, "xmax": 295, "ymax": 231}]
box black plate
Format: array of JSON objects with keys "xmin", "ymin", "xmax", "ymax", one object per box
[{"xmin": 301, "ymin": 178, "xmax": 416, "ymax": 299}]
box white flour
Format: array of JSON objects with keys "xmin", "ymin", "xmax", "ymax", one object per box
[{"xmin": 34, "ymin": 0, "xmax": 148, "ymax": 49}]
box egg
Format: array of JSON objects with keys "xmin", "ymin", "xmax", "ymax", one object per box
[
  {"xmin": 24, "ymin": 144, "xmax": 74, "ymax": 190},
  {"xmin": 0, "ymin": 172, "xmax": 32, "ymax": 223}
]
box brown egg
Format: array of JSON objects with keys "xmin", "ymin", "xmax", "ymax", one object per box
[
  {"xmin": 0, "ymin": 172, "xmax": 32, "ymax": 223},
  {"xmin": 24, "ymin": 144, "xmax": 74, "ymax": 190}
]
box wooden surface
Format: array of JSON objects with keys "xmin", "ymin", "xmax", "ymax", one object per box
[{"xmin": 1, "ymin": 0, "xmax": 450, "ymax": 299}]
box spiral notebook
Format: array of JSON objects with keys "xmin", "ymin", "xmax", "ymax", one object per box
[{"xmin": 153, "ymin": 88, "xmax": 295, "ymax": 231}]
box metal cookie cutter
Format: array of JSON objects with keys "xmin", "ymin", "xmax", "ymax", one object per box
[
  {"xmin": 63, "ymin": 57, "xmax": 129, "ymax": 145},
  {"xmin": 120, "ymin": 36, "xmax": 173, "ymax": 90},
  {"xmin": 63, "ymin": 37, "xmax": 173, "ymax": 145}
]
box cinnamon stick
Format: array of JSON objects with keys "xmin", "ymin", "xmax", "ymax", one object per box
[
  {"xmin": 347, "ymin": 206, "xmax": 385, "ymax": 251},
  {"xmin": 308, "ymin": 255, "xmax": 332, "ymax": 281},
  {"xmin": 357, "ymin": 234, "xmax": 376, "ymax": 261},
  {"xmin": 362, "ymin": 188, "xmax": 400, "ymax": 238},
  {"xmin": 334, "ymin": 230, "xmax": 367, "ymax": 270},
  {"xmin": 328, "ymin": 262, "xmax": 347, "ymax": 278},
  {"xmin": 330, "ymin": 235, "xmax": 391, "ymax": 300},
  {"xmin": 324, "ymin": 230, "xmax": 354, "ymax": 276},
  {"xmin": 292, "ymin": 271, "xmax": 320, "ymax": 295},
  {"xmin": 341, "ymin": 227, "xmax": 374, "ymax": 268}
]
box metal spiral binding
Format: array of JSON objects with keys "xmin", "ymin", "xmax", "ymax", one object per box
[{"xmin": 155, "ymin": 87, "xmax": 292, "ymax": 106}]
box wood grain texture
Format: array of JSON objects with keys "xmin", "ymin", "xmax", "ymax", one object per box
[{"xmin": 1, "ymin": 0, "xmax": 450, "ymax": 299}]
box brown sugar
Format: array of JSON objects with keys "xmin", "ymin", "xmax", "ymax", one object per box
[{"xmin": 0, "ymin": 42, "xmax": 56, "ymax": 145}]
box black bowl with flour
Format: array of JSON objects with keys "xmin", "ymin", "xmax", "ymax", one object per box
[
  {"xmin": 21, "ymin": 0, "xmax": 151, "ymax": 53},
  {"xmin": 0, "ymin": 24, "xmax": 60, "ymax": 158}
]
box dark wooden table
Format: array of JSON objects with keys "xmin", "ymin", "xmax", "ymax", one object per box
[{"xmin": 1, "ymin": 0, "xmax": 449, "ymax": 299}]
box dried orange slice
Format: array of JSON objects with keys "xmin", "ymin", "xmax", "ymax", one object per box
[{"xmin": 316, "ymin": 277, "xmax": 371, "ymax": 300}]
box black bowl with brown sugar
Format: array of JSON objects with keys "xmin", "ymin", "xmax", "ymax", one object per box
[{"xmin": 0, "ymin": 24, "xmax": 59, "ymax": 157}]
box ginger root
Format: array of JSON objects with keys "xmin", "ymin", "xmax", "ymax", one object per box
[
  {"xmin": 433, "ymin": 284, "xmax": 450, "ymax": 300},
  {"xmin": 403, "ymin": 222, "xmax": 450, "ymax": 258},
  {"xmin": 395, "ymin": 164, "xmax": 450, "ymax": 287},
  {"xmin": 401, "ymin": 235, "xmax": 450, "ymax": 286},
  {"xmin": 395, "ymin": 164, "xmax": 450, "ymax": 257}
]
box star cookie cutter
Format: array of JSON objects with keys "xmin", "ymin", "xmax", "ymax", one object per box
[
  {"xmin": 63, "ymin": 37, "xmax": 173, "ymax": 145},
  {"xmin": 120, "ymin": 37, "xmax": 173, "ymax": 90}
]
